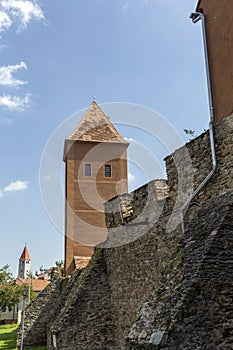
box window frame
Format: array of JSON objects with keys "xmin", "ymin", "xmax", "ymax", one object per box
[
  {"xmin": 104, "ymin": 164, "xmax": 112, "ymax": 178},
  {"xmin": 85, "ymin": 163, "xmax": 92, "ymax": 177}
]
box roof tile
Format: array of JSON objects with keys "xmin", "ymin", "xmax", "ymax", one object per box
[
  {"xmin": 66, "ymin": 101, "xmax": 128, "ymax": 143},
  {"xmin": 19, "ymin": 246, "xmax": 31, "ymax": 261}
]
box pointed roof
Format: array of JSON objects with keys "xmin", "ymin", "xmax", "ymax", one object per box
[
  {"xmin": 19, "ymin": 245, "xmax": 31, "ymax": 261},
  {"xmin": 66, "ymin": 101, "xmax": 128, "ymax": 143}
]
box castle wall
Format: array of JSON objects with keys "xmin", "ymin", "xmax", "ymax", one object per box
[
  {"xmin": 47, "ymin": 250, "xmax": 116, "ymax": 350},
  {"xmin": 17, "ymin": 270, "xmax": 82, "ymax": 348},
  {"xmin": 127, "ymin": 191, "xmax": 233, "ymax": 349},
  {"xmin": 165, "ymin": 112, "xmax": 233, "ymax": 217},
  {"xmin": 20, "ymin": 113, "xmax": 233, "ymax": 349}
]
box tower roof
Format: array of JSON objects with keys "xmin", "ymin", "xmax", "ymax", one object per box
[
  {"xmin": 66, "ymin": 101, "xmax": 128, "ymax": 144},
  {"xmin": 19, "ymin": 245, "xmax": 31, "ymax": 261}
]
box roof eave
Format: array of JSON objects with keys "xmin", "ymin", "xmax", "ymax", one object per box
[{"xmin": 63, "ymin": 139, "xmax": 129, "ymax": 162}]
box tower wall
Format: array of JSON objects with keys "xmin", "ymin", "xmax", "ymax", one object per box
[
  {"xmin": 64, "ymin": 141, "xmax": 128, "ymax": 275},
  {"xmin": 197, "ymin": 0, "xmax": 233, "ymax": 120},
  {"xmin": 18, "ymin": 260, "xmax": 30, "ymax": 279}
]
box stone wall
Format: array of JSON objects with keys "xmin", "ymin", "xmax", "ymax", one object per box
[
  {"xmin": 47, "ymin": 249, "xmax": 116, "ymax": 350},
  {"xmin": 127, "ymin": 191, "xmax": 233, "ymax": 349},
  {"xmin": 165, "ymin": 112, "xmax": 233, "ymax": 214},
  {"xmin": 20, "ymin": 113, "xmax": 233, "ymax": 349},
  {"xmin": 17, "ymin": 270, "xmax": 82, "ymax": 348},
  {"xmin": 104, "ymin": 180, "xmax": 169, "ymax": 228}
]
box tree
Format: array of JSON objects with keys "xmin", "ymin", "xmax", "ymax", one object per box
[
  {"xmin": 0, "ymin": 265, "xmax": 22, "ymax": 312},
  {"xmin": 0, "ymin": 265, "xmax": 13, "ymax": 283},
  {"xmin": 0, "ymin": 282, "xmax": 22, "ymax": 311}
]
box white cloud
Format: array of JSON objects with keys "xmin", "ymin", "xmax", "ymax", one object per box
[
  {"xmin": 0, "ymin": 10, "xmax": 12, "ymax": 32},
  {"xmin": 0, "ymin": 117, "xmax": 13, "ymax": 124},
  {"xmin": 0, "ymin": 189, "xmax": 3, "ymax": 198},
  {"xmin": 128, "ymin": 172, "xmax": 135, "ymax": 182},
  {"xmin": 0, "ymin": 93, "xmax": 31, "ymax": 111},
  {"xmin": 1, "ymin": 0, "xmax": 45, "ymax": 31},
  {"xmin": 0, "ymin": 61, "xmax": 27, "ymax": 86},
  {"xmin": 4, "ymin": 180, "xmax": 28, "ymax": 192}
]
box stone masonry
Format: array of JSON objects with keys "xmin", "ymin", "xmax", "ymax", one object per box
[{"xmin": 18, "ymin": 112, "xmax": 233, "ymax": 349}]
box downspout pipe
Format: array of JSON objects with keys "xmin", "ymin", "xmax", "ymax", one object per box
[{"xmin": 180, "ymin": 12, "xmax": 217, "ymax": 233}]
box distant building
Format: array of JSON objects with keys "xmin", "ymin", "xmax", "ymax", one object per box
[
  {"xmin": 0, "ymin": 245, "xmax": 50, "ymax": 324},
  {"xmin": 18, "ymin": 244, "xmax": 31, "ymax": 279}
]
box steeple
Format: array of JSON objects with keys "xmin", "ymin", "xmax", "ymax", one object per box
[{"xmin": 18, "ymin": 244, "xmax": 31, "ymax": 279}]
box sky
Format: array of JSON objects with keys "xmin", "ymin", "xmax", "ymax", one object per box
[{"xmin": 0, "ymin": 0, "xmax": 210, "ymax": 276}]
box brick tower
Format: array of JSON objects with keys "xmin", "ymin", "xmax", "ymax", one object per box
[
  {"xmin": 196, "ymin": 0, "xmax": 233, "ymax": 120},
  {"xmin": 64, "ymin": 101, "xmax": 128, "ymax": 275}
]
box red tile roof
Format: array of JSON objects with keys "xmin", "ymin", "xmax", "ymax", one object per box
[
  {"xmin": 66, "ymin": 101, "xmax": 128, "ymax": 143},
  {"xmin": 16, "ymin": 277, "xmax": 50, "ymax": 292},
  {"xmin": 19, "ymin": 246, "xmax": 31, "ymax": 261}
]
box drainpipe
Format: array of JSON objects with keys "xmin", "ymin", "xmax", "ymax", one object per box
[{"xmin": 180, "ymin": 12, "xmax": 217, "ymax": 233}]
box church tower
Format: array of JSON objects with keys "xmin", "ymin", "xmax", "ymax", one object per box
[
  {"xmin": 18, "ymin": 244, "xmax": 31, "ymax": 279},
  {"xmin": 64, "ymin": 101, "xmax": 128, "ymax": 275}
]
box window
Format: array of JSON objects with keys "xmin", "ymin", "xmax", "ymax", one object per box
[
  {"xmin": 1, "ymin": 304, "xmax": 7, "ymax": 313},
  {"xmin": 85, "ymin": 164, "xmax": 91, "ymax": 176},
  {"xmin": 105, "ymin": 164, "xmax": 111, "ymax": 177}
]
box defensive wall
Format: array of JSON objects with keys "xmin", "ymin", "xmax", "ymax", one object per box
[{"xmin": 18, "ymin": 113, "xmax": 233, "ymax": 349}]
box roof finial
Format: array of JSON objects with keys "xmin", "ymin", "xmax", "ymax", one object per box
[{"xmin": 93, "ymin": 95, "xmax": 96, "ymax": 102}]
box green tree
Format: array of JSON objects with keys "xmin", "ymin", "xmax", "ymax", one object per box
[
  {"xmin": 0, "ymin": 283, "xmax": 22, "ymax": 311},
  {"xmin": 0, "ymin": 265, "xmax": 22, "ymax": 312},
  {"xmin": 0, "ymin": 265, "xmax": 12, "ymax": 283}
]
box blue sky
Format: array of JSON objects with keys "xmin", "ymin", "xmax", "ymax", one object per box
[{"xmin": 0, "ymin": 0, "xmax": 209, "ymax": 276}]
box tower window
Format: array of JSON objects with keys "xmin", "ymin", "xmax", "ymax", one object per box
[
  {"xmin": 105, "ymin": 164, "xmax": 112, "ymax": 177},
  {"xmin": 85, "ymin": 164, "xmax": 91, "ymax": 176}
]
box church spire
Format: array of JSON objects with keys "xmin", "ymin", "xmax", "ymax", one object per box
[{"xmin": 18, "ymin": 244, "xmax": 31, "ymax": 279}]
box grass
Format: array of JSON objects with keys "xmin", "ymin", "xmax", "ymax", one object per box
[{"xmin": 0, "ymin": 324, "xmax": 46, "ymax": 350}]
